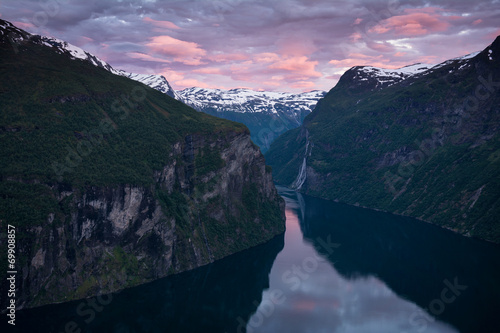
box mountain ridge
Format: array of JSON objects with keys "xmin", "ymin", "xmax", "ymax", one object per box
[
  {"xmin": 0, "ymin": 18, "xmax": 285, "ymax": 309},
  {"xmin": 266, "ymin": 35, "xmax": 500, "ymax": 243},
  {"xmin": 0, "ymin": 19, "xmax": 325, "ymax": 151},
  {"xmin": 178, "ymin": 87, "xmax": 325, "ymax": 114}
]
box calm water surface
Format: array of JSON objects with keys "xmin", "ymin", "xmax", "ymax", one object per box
[
  {"xmin": 10, "ymin": 187, "xmax": 500, "ymax": 332},
  {"xmin": 248, "ymin": 187, "xmax": 500, "ymax": 333}
]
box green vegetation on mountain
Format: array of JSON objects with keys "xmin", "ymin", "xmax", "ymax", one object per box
[
  {"xmin": 0, "ymin": 19, "xmax": 285, "ymax": 307},
  {"xmin": 266, "ymin": 36, "xmax": 500, "ymax": 243},
  {"xmin": 0, "ymin": 28, "xmax": 247, "ymax": 235},
  {"xmin": 0, "ymin": 38, "xmax": 246, "ymax": 187}
]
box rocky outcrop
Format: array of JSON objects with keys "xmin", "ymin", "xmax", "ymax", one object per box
[{"xmin": 1, "ymin": 131, "xmax": 284, "ymax": 309}]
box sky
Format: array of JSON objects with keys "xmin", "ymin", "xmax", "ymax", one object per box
[{"xmin": 1, "ymin": 0, "xmax": 499, "ymax": 93}]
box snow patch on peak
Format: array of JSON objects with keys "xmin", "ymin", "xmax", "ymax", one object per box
[
  {"xmin": 1, "ymin": 19, "xmax": 181, "ymax": 100},
  {"xmin": 350, "ymin": 48, "xmax": 484, "ymax": 91},
  {"xmin": 350, "ymin": 63, "xmax": 435, "ymax": 90},
  {"xmin": 429, "ymin": 51, "xmax": 481, "ymax": 71},
  {"xmin": 358, "ymin": 63, "xmax": 434, "ymax": 79},
  {"xmin": 37, "ymin": 36, "xmax": 119, "ymax": 74},
  {"xmin": 451, "ymin": 51, "xmax": 481, "ymax": 61},
  {"xmin": 178, "ymin": 88, "xmax": 326, "ymax": 114},
  {"xmin": 120, "ymin": 72, "xmax": 180, "ymax": 99}
]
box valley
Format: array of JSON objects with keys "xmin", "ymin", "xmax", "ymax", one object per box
[{"xmin": 0, "ymin": 3, "xmax": 499, "ymax": 331}]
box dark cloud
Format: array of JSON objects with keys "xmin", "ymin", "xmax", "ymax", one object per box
[{"xmin": 1, "ymin": 0, "xmax": 499, "ymax": 92}]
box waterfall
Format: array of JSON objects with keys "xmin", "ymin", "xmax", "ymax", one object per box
[
  {"xmin": 291, "ymin": 131, "xmax": 312, "ymax": 190},
  {"xmin": 291, "ymin": 157, "xmax": 307, "ymax": 190}
]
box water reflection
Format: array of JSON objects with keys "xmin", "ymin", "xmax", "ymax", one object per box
[
  {"xmin": 12, "ymin": 233, "xmax": 284, "ymax": 333},
  {"xmin": 298, "ymin": 190, "xmax": 500, "ymax": 333},
  {"xmin": 248, "ymin": 187, "xmax": 500, "ymax": 333},
  {"xmin": 8, "ymin": 187, "xmax": 500, "ymax": 333}
]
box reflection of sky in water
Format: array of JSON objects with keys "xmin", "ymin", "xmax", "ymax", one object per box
[{"xmin": 248, "ymin": 191, "xmax": 457, "ymax": 333}]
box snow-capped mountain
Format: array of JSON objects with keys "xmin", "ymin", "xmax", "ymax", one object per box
[
  {"xmin": 176, "ymin": 88, "xmax": 326, "ymax": 151},
  {"xmin": 0, "ymin": 19, "xmax": 179, "ymax": 99},
  {"xmin": 119, "ymin": 72, "xmax": 180, "ymax": 99},
  {"xmin": 1, "ymin": 19, "xmax": 117, "ymax": 73},
  {"xmin": 39, "ymin": 33, "xmax": 180, "ymax": 100},
  {"xmin": 350, "ymin": 63, "xmax": 435, "ymax": 89},
  {"xmin": 179, "ymin": 87, "xmax": 325, "ymax": 117},
  {"xmin": 347, "ymin": 50, "xmax": 485, "ymax": 91},
  {"xmin": 0, "ymin": 19, "xmax": 324, "ymax": 151}
]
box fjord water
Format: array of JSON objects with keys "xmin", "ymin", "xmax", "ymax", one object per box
[
  {"xmin": 12, "ymin": 187, "xmax": 500, "ymax": 332},
  {"xmin": 248, "ymin": 187, "xmax": 500, "ymax": 333}
]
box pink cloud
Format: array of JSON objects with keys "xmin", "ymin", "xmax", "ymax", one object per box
[
  {"xmin": 366, "ymin": 41, "xmax": 395, "ymax": 53},
  {"xmin": 413, "ymin": 55, "xmax": 439, "ymax": 64},
  {"xmin": 12, "ymin": 21, "xmax": 34, "ymax": 30},
  {"xmin": 368, "ymin": 10, "xmax": 450, "ymax": 36},
  {"xmin": 192, "ymin": 67, "xmax": 224, "ymax": 74},
  {"xmin": 348, "ymin": 53, "xmax": 384, "ymax": 60},
  {"xmin": 354, "ymin": 18, "xmax": 363, "ymax": 25},
  {"xmin": 473, "ymin": 19, "xmax": 482, "ymax": 25},
  {"xmin": 208, "ymin": 53, "xmax": 249, "ymax": 62},
  {"xmin": 159, "ymin": 69, "xmax": 185, "ymax": 83},
  {"xmin": 325, "ymin": 74, "xmax": 342, "ymax": 81},
  {"xmin": 254, "ymin": 52, "xmax": 281, "ymax": 63},
  {"xmin": 291, "ymin": 81, "xmax": 316, "ymax": 89},
  {"xmin": 489, "ymin": 28, "xmax": 500, "ymax": 40},
  {"xmin": 261, "ymin": 80, "xmax": 281, "ymax": 87},
  {"xmin": 349, "ymin": 32, "xmax": 363, "ymax": 42},
  {"xmin": 77, "ymin": 36, "xmax": 94, "ymax": 45},
  {"xmin": 127, "ymin": 52, "xmax": 171, "ymax": 63},
  {"xmin": 276, "ymin": 37, "xmax": 317, "ymax": 57},
  {"xmin": 180, "ymin": 58, "xmax": 206, "ymax": 66},
  {"xmin": 268, "ymin": 56, "xmax": 321, "ymax": 79},
  {"xmin": 329, "ymin": 54, "xmax": 400, "ymax": 69},
  {"xmin": 369, "ymin": 25, "xmax": 390, "ymax": 34},
  {"xmin": 174, "ymin": 78, "xmax": 211, "ymax": 89},
  {"xmin": 143, "ymin": 17, "xmax": 180, "ymax": 30},
  {"xmin": 146, "ymin": 35, "xmax": 206, "ymax": 65},
  {"xmin": 229, "ymin": 64, "xmax": 254, "ymax": 82}
]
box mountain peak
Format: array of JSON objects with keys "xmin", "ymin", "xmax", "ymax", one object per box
[
  {"xmin": 1, "ymin": 18, "xmax": 117, "ymax": 73},
  {"xmin": 488, "ymin": 35, "xmax": 500, "ymax": 59},
  {"xmin": 120, "ymin": 72, "xmax": 180, "ymax": 99},
  {"xmin": 334, "ymin": 42, "xmax": 496, "ymax": 94},
  {"xmin": 178, "ymin": 87, "xmax": 326, "ymax": 114},
  {"xmin": 0, "ymin": 19, "xmax": 182, "ymax": 100}
]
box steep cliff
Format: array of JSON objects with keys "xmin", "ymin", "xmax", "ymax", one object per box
[
  {"xmin": 266, "ymin": 36, "xmax": 500, "ymax": 243},
  {"xmin": 15, "ymin": 232, "xmax": 285, "ymax": 332},
  {"xmin": 2, "ymin": 131, "xmax": 283, "ymax": 309},
  {"xmin": 0, "ymin": 19, "xmax": 284, "ymax": 309}
]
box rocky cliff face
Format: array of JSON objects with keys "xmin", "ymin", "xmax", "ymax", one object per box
[{"xmin": 2, "ymin": 131, "xmax": 284, "ymax": 309}]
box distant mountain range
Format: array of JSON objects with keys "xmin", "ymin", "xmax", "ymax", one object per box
[
  {"xmin": 0, "ymin": 20, "xmax": 323, "ymax": 152},
  {"xmin": 178, "ymin": 88, "xmax": 326, "ymax": 151},
  {"xmin": 117, "ymin": 77, "xmax": 326, "ymax": 152},
  {"xmin": 266, "ymin": 35, "xmax": 500, "ymax": 243}
]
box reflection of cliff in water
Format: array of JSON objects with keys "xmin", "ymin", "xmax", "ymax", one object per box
[
  {"xmin": 12, "ymin": 233, "xmax": 284, "ymax": 333},
  {"xmin": 296, "ymin": 192, "xmax": 500, "ymax": 333}
]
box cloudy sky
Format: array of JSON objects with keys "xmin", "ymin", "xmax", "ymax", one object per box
[{"xmin": 1, "ymin": 0, "xmax": 499, "ymax": 93}]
